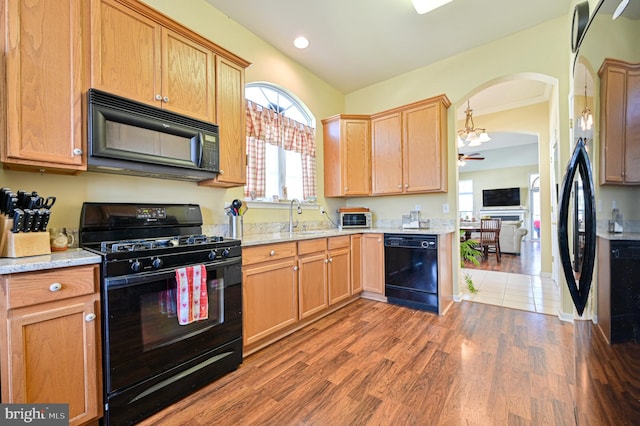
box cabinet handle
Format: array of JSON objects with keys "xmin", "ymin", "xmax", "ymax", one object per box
[
  {"xmin": 219, "ymin": 170, "xmax": 225, "ymax": 175},
  {"xmin": 163, "ymin": 96, "xmax": 170, "ymax": 103},
  {"xmin": 72, "ymin": 148, "xmax": 83, "ymax": 156},
  {"xmin": 155, "ymin": 94, "xmax": 162, "ymax": 101},
  {"xmin": 270, "ymin": 250, "xmax": 276, "ymax": 256},
  {"xmin": 378, "ymin": 238, "xmax": 382, "ymax": 242},
  {"xmin": 85, "ymin": 313, "xmax": 96, "ymax": 322},
  {"xmin": 329, "ymin": 258, "xmax": 333, "ymax": 263},
  {"xmin": 293, "ymin": 266, "xmax": 299, "ymax": 271},
  {"xmin": 405, "ymin": 184, "xmax": 409, "ymax": 188},
  {"xmin": 397, "ymin": 184, "xmax": 402, "ymax": 189},
  {"xmin": 49, "ymin": 283, "xmax": 62, "ymax": 292},
  {"xmin": 345, "ymin": 187, "xmax": 348, "ymax": 191},
  {"xmin": 324, "ymin": 259, "xmax": 329, "ymax": 264}
]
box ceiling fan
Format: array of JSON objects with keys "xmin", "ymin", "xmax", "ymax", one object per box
[{"xmin": 457, "ymin": 152, "xmax": 485, "ymax": 167}]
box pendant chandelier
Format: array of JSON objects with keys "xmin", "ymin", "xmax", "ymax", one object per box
[
  {"xmin": 579, "ymin": 77, "xmax": 593, "ymax": 132},
  {"xmin": 457, "ymin": 100, "xmax": 490, "ymax": 147}
]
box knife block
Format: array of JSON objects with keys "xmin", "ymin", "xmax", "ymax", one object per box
[{"xmin": 0, "ymin": 217, "xmax": 51, "ymax": 258}]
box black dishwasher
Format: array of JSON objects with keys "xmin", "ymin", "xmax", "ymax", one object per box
[
  {"xmin": 384, "ymin": 234, "xmax": 439, "ymax": 313},
  {"xmin": 609, "ymin": 241, "xmax": 640, "ymax": 343}
]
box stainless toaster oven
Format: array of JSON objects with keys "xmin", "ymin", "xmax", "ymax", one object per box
[{"xmin": 339, "ymin": 212, "xmax": 372, "ymax": 230}]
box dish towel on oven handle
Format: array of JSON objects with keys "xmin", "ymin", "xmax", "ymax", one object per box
[{"xmin": 176, "ymin": 264, "xmax": 208, "ymax": 325}]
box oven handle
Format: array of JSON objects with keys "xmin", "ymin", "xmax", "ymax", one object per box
[{"xmin": 104, "ymin": 257, "xmax": 241, "ymax": 289}]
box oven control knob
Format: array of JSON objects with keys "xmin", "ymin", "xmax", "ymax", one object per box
[
  {"xmin": 208, "ymin": 250, "xmax": 217, "ymax": 260},
  {"xmin": 221, "ymin": 248, "xmax": 230, "ymax": 258},
  {"xmin": 152, "ymin": 257, "xmax": 163, "ymax": 269},
  {"xmin": 131, "ymin": 260, "xmax": 142, "ymax": 272}
]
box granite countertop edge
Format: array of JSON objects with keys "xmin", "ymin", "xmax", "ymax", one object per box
[
  {"xmin": 241, "ymin": 227, "xmax": 454, "ymax": 247},
  {"xmin": 0, "ymin": 249, "xmax": 102, "ymax": 275}
]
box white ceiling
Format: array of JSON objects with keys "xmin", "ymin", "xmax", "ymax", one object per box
[{"xmin": 204, "ymin": 0, "xmax": 572, "ymax": 93}]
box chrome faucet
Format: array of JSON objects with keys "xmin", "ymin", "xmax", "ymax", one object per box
[{"xmin": 289, "ymin": 198, "xmax": 302, "ymax": 233}]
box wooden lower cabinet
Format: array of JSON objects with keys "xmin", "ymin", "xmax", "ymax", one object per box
[
  {"xmin": 242, "ymin": 245, "xmax": 298, "ymax": 347},
  {"xmin": 298, "ymin": 239, "xmax": 329, "ymax": 319},
  {"xmin": 350, "ymin": 234, "xmax": 363, "ymax": 294},
  {"xmin": 0, "ymin": 265, "xmax": 102, "ymax": 426},
  {"xmin": 328, "ymin": 236, "xmax": 351, "ymax": 305},
  {"xmin": 361, "ymin": 233, "xmax": 385, "ymax": 295}
]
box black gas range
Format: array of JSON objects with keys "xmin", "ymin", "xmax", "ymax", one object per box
[{"xmin": 80, "ymin": 203, "xmax": 243, "ymax": 426}]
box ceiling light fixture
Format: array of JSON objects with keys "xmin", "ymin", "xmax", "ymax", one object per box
[
  {"xmin": 293, "ymin": 36, "xmax": 310, "ymax": 49},
  {"xmin": 411, "ymin": 0, "xmax": 453, "ymax": 15},
  {"xmin": 579, "ymin": 74, "xmax": 593, "ymax": 132},
  {"xmin": 613, "ymin": 0, "xmax": 629, "ymax": 19},
  {"xmin": 457, "ymin": 100, "xmax": 490, "ymax": 147}
]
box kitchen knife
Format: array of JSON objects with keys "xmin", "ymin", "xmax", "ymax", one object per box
[
  {"xmin": 22, "ymin": 209, "xmax": 35, "ymax": 232},
  {"xmin": 32, "ymin": 208, "xmax": 45, "ymax": 232},
  {"xmin": 0, "ymin": 188, "xmax": 10, "ymax": 214},
  {"xmin": 6, "ymin": 194, "xmax": 18, "ymax": 217},
  {"xmin": 12, "ymin": 209, "xmax": 24, "ymax": 233},
  {"xmin": 38, "ymin": 209, "xmax": 51, "ymax": 231}
]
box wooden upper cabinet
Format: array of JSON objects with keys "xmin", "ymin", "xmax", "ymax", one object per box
[
  {"xmin": 1, "ymin": 0, "xmax": 86, "ymax": 172},
  {"xmin": 200, "ymin": 57, "xmax": 247, "ymax": 187},
  {"xmin": 371, "ymin": 95, "xmax": 450, "ymax": 195},
  {"xmin": 322, "ymin": 115, "xmax": 371, "ymax": 197},
  {"xmin": 403, "ymin": 98, "xmax": 449, "ymax": 192},
  {"xmin": 371, "ymin": 112, "xmax": 403, "ymax": 194},
  {"xmin": 599, "ymin": 59, "xmax": 640, "ymax": 185},
  {"xmin": 90, "ymin": 0, "xmax": 215, "ymax": 123}
]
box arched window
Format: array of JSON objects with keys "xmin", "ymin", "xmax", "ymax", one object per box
[{"xmin": 245, "ymin": 82, "xmax": 316, "ymax": 202}]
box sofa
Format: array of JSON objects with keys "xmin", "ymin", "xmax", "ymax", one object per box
[{"xmin": 499, "ymin": 221, "xmax": 528, "ymax": 254}]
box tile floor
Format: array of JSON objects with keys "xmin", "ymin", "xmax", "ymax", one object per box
[{"xmin": 460, "ymin": 268, "xmax": 561, "ymax": 316}]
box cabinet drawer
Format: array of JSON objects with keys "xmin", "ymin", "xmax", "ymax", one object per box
[
  {"xmin": 3, "ymin": 265, "xmax": 98, "ymax": 309},
  {"xmin": 328, "ymin": 235, "xmax": 350, "ymax": 250},
  {"xmin": 242, "ymin": 242, "xmax": 297, "ymax": 265},
  {"xmin": 298, "ymin": 238, "xmax": 327, "ymax": 255}
]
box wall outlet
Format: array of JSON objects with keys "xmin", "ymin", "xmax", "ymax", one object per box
[{"xmin": 442, "ymin": 203, "xmax": 449, "ymax": 213}]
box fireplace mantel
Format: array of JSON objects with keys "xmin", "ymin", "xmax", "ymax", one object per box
[{"xmin": 479, "ymin": 207, "xmax": 528, "ymax": 222}]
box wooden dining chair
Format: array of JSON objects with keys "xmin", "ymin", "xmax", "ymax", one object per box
[{"xmin": 479, "ymin": 218, "xmax": 502, "ymax": 263}]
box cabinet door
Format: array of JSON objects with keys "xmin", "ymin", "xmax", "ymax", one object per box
[
  {"xmin": 90, "ymin": 0, "xmax": 162, "ymax": 107},
  {"xmin": 403, "ymin": 101, "xmax": 447, "ymax": 192},
  {"xmin": 3, "ymin": 0, "xmax": 85, "ymax": 170},
  {"xmin": 161, "ymin": 28, "xmax": 215, "ymax": 122},
  {"xmin": 371, "ymin": 113, "xmax": 403, "ymax": 195},
  {"xmin": 350, "ymin": 234, "xmax": 363, "ymax": 294},
  {"xmin": 362, "ymin": 233, "xmax": 385, "ymax": 294},
  {"xmin": 242, "ymin": 258, "xmax": 298, "ymax": 346},
  {"xmin": 600, "ymin": 64, "xmax": 627, "ymax": 184},
  {"xmin": 6, "ymin": 295, "xmax": 101, "ymax": 425},
  {"xmin": 298, "ymin": 252, "xmax": 329, "ymax": 318},
  {"xmin": 343, "ymin": 119, "xmax": 371, "ymax": 195},
  {"xmin": 624, "ymin": 68, "xmax": 640, "ymax": 183},
  {"xmin": 328, "ymin": 247, "xmax": 351, "ymax": 305}
]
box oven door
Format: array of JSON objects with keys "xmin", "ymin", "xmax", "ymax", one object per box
[{"xmin": 102, "ymin": 257, "xmax": 242, "ymax": 394}]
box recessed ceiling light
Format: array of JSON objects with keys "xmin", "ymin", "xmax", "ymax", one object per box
[
  {"xmin": 411, "ymin": 0, "xmax": 453, "ymax": 15},
  {"xmin": 293, "ymin": 36, "xmax": 309, "ymax": 49}
]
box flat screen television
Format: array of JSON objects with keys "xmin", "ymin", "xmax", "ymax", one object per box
[{"xmin": 482, "ymin": 187, "xmax": 521, "ymax": 207}]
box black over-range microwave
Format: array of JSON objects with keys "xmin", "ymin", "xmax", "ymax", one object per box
[{"xmin": 87, "ymin": 89, "xmax": 219, "ymax": 181}]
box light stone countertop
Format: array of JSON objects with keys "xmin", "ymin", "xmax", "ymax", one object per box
[
  {"xmin": 597, "ymin": 231, "xmax": 640, "ymax": 241},
  {"xmin": 0, "ymin": 249, "xmax": 102, "ymax": 275},
  {"xmin": 241, "ymin": 226, "xmax": 455, "ymax": 247}
]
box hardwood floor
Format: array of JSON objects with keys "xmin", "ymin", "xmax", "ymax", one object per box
[
  {"xmin": 138, "ymin": 299, "xmax": 640, "ymax": 425},
  {"xmin": 464, "ymin": 240, "xmax": 541, "ymax": 275}
]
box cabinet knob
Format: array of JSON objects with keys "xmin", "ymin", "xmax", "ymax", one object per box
[
  {"xmin": 49, "ymin": 283, "xmax": 62, "ymax": 292},
  {"xmin": 270, "ymin": 250, "xmax": 276, "ymax": 256},
  {"xmin": 293, "ymin": 266, "xmax": 299, "ymax": 271},
  {"xmin": 219, "ymin": 170, "xmax": 225, "ymax": 175},
  {"xmin": 155, "ymin": 94, "xmax": 162, "ymax": 101},
  {"xmin": 72, "ymin": 148, "xmax": 83, "ymax": 156},
  {"xmin": 405, "ymin": 184, "xmax": 409, "ymax": 188},
  {"xmin": 378, "ymin": 238, "xmax": 382, "ymax": 242},
  {"xmin": 329, "ymin": 258, "xmax": 333, "ymax": 263},
  {"xmin": 398, "ymin": 184, "xmax": 402, "ymax": 189},
  {"xmin": 345, "ymin": 187, "xmax": 348, "ymax": 191},
  {"xmin": 163, "ymin": 96, "xmax": 170, "ymax": 103},
  {"xmin": 85, "ymin": 313, "xmax": 96, "ymax": 322},
  {"xmin": 324, "ymin": 259, "xmax": 329, "ymax": 264}
]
